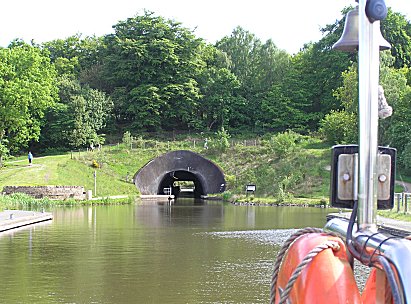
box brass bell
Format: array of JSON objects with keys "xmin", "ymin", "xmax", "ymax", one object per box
[{"xmin": 332, "ymin": 6, "xmax": 391, "ymax": 52}]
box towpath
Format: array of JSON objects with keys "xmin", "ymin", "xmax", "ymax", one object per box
[
  {"xmin": 328, "ymin": 212, "xmax": 411, "ymax": 237},
  {"xmin": 395, "ymin": 180, "xmax": 411, "ymax": 192},
  {"xmin": 0, "ymin": 210, "xmax": 53, "ymax": 232}
]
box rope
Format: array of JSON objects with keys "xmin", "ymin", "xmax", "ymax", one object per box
[
  {"xmin": 278, "ymin": 241, "xmax": 340, "ymax": 304},
  {"xmin": 378, "ymin": 85, "xmax": 392, "ymax": 119},
  {"xmin": 270, "ymin": 228, "xmax": 340, "ymax": 304},
  {"xmin": 270, "ymin": 227, "xmax": 324, "ymax": 304}
]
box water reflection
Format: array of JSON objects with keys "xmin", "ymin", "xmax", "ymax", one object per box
[{"xmin": 0, "ymin": 200, "xmax": 336, "ymax": 304}]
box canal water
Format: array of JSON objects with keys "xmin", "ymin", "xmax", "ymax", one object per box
[{"xmin": 0, "ymin": 200, "xmax": 335, "ymax": 304}]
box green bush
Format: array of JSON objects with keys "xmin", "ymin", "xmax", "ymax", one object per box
[
  {"xmin": 134, "ymin": 136, "xmax": 145, "ymax": 149},
  {"xmin": 319, "ymin": 110, "xmax": 357, "ymax": 144},
  {"xmin": 269, "ymin": 130, "xmax": 303, "ymax": 157},
  {"xmin": 222, "ymin": 191, "xmax": 233, "ymax": 201},
  {"xmin": 208, "ymin": 127, "xmax": 231, "ymax": 153},
  {"xmin": 122, "ymin": 131, "xmax": 134, "ymax": 146},
  {"xmin": 224, "ymin": 174, "xmax": 236, "ymax": 190}
]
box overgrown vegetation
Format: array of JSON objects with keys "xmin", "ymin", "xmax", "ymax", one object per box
[
  {"xmin": 0, "ymin": 192, "xmax": 134, "ymax": 211},
  {"xmin": 213, "ymin": 132, "xmax": 330, "ymax": 203},
  {"xmin": 0, "ymin": 132, "xmax": 331, "ymax": 204}
]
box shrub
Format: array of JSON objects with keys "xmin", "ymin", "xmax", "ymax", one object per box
[
  {"xmin": 134, "ymin": 136, "xmax": 145, "ymax": 149},
  {"xmin": 0, "ymin": 193, "xmax": 53, "ymax": 211},
  {"xmin": 122, "ymin": 131, "xmax": 134, "ymax": 146},
  {"xmin": 222, "ymin": 191, "xmax": 233, "ymax": 201},
  {"xmin": 224, "ymin": 174, "xmax": 236, "ymax": 190},
  {"xmin": 319, "ymin": 110, "xmax": 357, "ymax": 144},
  {"xmin": 208, "ymin": 127, "xmax": 231, "ymax": 153},
  {"xmin": 269, "ymin": 130, "xmax": 303, "ymax": 157}
]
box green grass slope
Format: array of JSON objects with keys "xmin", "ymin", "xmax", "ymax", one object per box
[
  {"xmin": 0, "ymin": 152, "xmax": 136, "ymax": 197},
  {"xmin": 0, "ymin": 137, "xmax": 332, "ymax": 201}
]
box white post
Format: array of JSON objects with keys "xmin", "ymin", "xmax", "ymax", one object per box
[{"xmin": 94, "ymin": 170, "xmax": 97, "ymax": 197}]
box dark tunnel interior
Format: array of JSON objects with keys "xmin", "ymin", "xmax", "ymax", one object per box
[{"xmin": 158, "ymin": 170, "xmax": 205, "ymax": 198}]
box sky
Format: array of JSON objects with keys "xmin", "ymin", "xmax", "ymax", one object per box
[{"xmin": 1, "ymin": 0, "xmax": 410, "ymax": 54}]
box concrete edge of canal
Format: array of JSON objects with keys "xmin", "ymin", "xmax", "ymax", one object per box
[
  {"xmin": 0, "ymin": 210, "xmax": 53, "ymax": 232},
  {"xmin": 327, "ymin": 212, "xmax": 411, "ymax": 238}
]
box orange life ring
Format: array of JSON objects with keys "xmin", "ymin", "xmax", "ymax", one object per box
[
  {"xmin": 274, "ymin": 233, "xmax": 362, "ymax": 303},
  {"xmin": 362, "ymin": 268, "xmax": 394, "ymax": 304}
]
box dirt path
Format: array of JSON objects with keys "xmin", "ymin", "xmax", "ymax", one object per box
[
  {"xmin": 395, "ymin": 180, "xmax": 411, "ymax": 192},
  {"xmin": 5, "ymin": 154, "xmax": 67, "ymax": 163}
]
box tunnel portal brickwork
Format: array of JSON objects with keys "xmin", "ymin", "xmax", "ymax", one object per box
[{"xmin": 134, "ymin": 150, "xmax": 226, "ymax": 197}]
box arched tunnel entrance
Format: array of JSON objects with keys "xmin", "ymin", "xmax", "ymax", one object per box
[
  {"xmin": 134, "ymin": 150, "xmax": 226, "ymax": 198},
  {"xmin": 158, "ymin": 170, "xmax": 205, "ymax": 198}
]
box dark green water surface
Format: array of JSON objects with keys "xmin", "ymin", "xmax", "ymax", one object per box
[{"xmin": 0, "ymin": 200, "xmax": 335, "ymax": 304}]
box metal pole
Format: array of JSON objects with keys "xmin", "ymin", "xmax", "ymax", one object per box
[{"xmin": 357, "ymin": 0, "xmax": 380, "ymax": 230}]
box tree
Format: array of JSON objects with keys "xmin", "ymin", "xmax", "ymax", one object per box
[
  {"xmin": 215, "ymin": 27, "xmax": 291, "ymax": 130},
  {"xmin": 381, "ymin": 9, "xmax": 411, "ymax": 69},
  {"xmin": 101, "ymin": 11, "xmax": 204, "ymax": 131},
  {"xmin": 320, "ymin": 51, "xmax": 409, "ymax": 146},
  {"xmin": 197, "ymin": 66, "xmax": 242, "ymax": 130},
  {"xmin": 194, "ymin": 44, "xmax": 245, "ymax": 130},
  {"xmin": 292, "ymin": 46, "xmax": 352, "ymax": 126},
  {"xmin": 378, "ymin": 52, "xmax": 409, "ymax": 145},
  {"xmin": 260, "ymin": 83, "xmax": 310, "ymax": 133},
  {"xmin": 216, "ymin": 27, "xmax": 259, "ymax": 88},
  {"xmin": 40, "ymin": 76, "xmax": 112, "ymax": 149},
  {"xmin": 282, "ymin": 7, "xmax": 356, "ymax": 130},
  {"xmin": 43, "ymin": 35, "xmax": 109, "ymax": 93},
  {"xmin": 385, "ymin": 85, "xmax": 411, "ymax": 171},
  {"xmin": 0, "ymin": 42, "xmax": 58, "ymax": 162},
  {"xmin": 43, "ymin": 34, "xmax": 103, "ymax": 76}
]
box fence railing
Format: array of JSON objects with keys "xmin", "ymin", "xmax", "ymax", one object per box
[
  {"xmin": 394, "ymin": 192, "xmax": 411, "ymax": 213},
  {"xmin": 91, "ymin": 138, "xmax": 264, "ymax": 152},
  {"xmin": 69, "ymin": 137, "xmax": 268, "ymax": 169}
]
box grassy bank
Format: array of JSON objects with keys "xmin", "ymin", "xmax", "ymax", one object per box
[
  {"xmin": 0, "ymin": 135, "xmax": 393, "ymax": 202},
  {"xmin": 0, "ymin": 152, "xmax": 137, "ymax": 197},
  {"xmin": 210, "ymin": 137, "xmax": 331, "ymax": 201},
  {"xmin": 0, "ymin": 134, "xmax": 410, "ymax": 222},
  {"xmin": 0, "ymin": 134, "xmax": 331, "ymax": 202}
]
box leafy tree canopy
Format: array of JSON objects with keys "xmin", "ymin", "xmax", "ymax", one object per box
[
  {"xmin": 0, "ymin": 41, "xmax": 58, "ymax": 158},
  {"xmin": 40, "ymin": 76, "xmax": 113, "ymax": 149},
  {"xmin": 102, "ymin": 11, "xmax": 205, "ymax": 131}
]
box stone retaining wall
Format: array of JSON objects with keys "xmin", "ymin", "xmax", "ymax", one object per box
[{"xmin": 3, "ymin": 186, "xmax": 86, "ymax": 200}]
